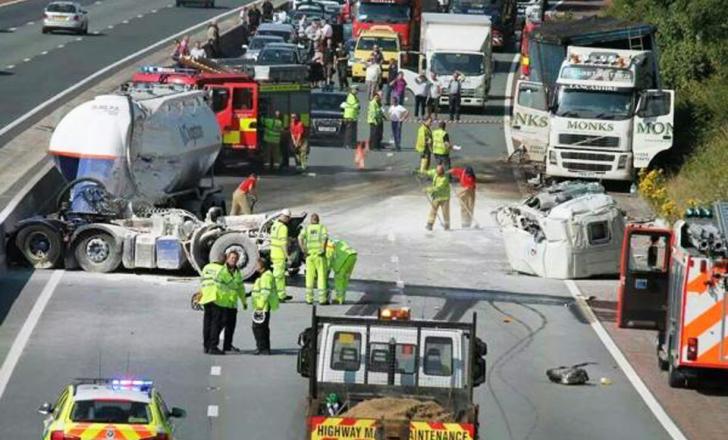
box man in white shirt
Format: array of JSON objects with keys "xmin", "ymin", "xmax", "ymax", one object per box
[
  {"xmin": 321, "ymin": 20, "xmax": 333, "ymax": 45},
  {"xmin": 387, "ymin": 97, "xmax": 409, "ymax": 151},
  {"xmin": 190, "ymin": 41, "xmax": 207, "ymax": 60},
  {"xmin": 365, "ymin": 61, "xmax": 382, "ymax": 100},
  {"xmin": 427, "ymin": 72, "xmax": 442, "ymax": 119}
]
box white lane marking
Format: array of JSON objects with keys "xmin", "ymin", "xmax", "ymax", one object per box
[
  {"xmin": 95, "ymin": 0, "xmax": 101, "ymax": 4},
  {"xmin": 40, "ymin": 51, "xmax": 48, "ymax": 55},
  {"xmin": 122, "ymin": 19, "xmax": 129, "ymax": 24},
  {"xmin": 387, "ymin": 232, "xmax": 396, "ymax": 242},
  {"xmin": 0, "ymin": 270, "xmax": 64, "ymax": 400},
  {"xmin": 152, "ymin": 8, "xmax": 158, "ymax": 13},
  {"xmin": 56, "ymin": 44, "xmax": 64, "ymax": 48},
  {"xmin": 0, "ymin": 161, "xmax": 54, "ymax": 225},
  {"xmin": 0, "ymin": 4, "xmax": 246, "ymax": 139},
  {"xmin": 565, "ymin": 280, "xmax": 688, "ymax": 440},
  {"xmin": 502, "ymin": 53, "xmax": 519, "ymax": 156},
  {"xmin": 22, "ymin": 58, "xmax": 31, "ymax": 62},
  {"xmin": 75, "ymin": 37, "xmax": 82, "ymax": 41},
  {"xmin": 207, "ymin": 405, "xmax": 219, "ymax": 417},
  {"xmin": 390, "ymin": 255, "xmax": 399, "ymax": 263},
  {"xmin": 210, "ymin": 366, "xmax": 221, "ymax": 376},
  {"xmin": 107, "ymin": 24, "xmax": 114, "ymax": 29},
  {"xmin": 6, "ymin": 65, "xmax": 15, "ymax": 69},
  {"xmin": 26, "ymin": 21, "xmax": 34, "ymax": 26},
  {"xmin": 0, "ymin": 0, "xmax": 32, "ymax": 9},
  {"xmin": 137, "ymin": 14, "xmax": 144, "ymax": 18}
]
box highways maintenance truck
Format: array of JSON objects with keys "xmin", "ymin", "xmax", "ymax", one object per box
[
  {"xmin": 617, "ymin": 202, "xmax": 728, "ymax": 388},
  {"xmin": 297, "ymin": 307, "xmax": 487, "ymax": 439}
]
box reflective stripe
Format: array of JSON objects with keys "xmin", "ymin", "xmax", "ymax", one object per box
[
  {"xmin": 270, "ymin": 220, "xmax": 288, "ymax": 259},
  {"xmin": 300, "ymin": 224, "xmax": 328, "ymax": 255}
]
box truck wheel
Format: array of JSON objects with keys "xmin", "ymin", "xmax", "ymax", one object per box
[
  {"xmin": 656, "ymin": 332, "xmax": 669, "ymax": 371},
  {"xmin": 74, "ymin": 231, "xmax": 122, "ymax": 273},
  {"xmin": 668, "ymin": 364, "xmax": 687, "ymax": 388},
  {"xmin": 15, "ymin": 224, "xmax": 63, "ymax": 269},
  {"xmin": 201, "ymin": 193, "xmax": 226, "ymax": 219},
  {"xmin": 209, "ymin": 233, "xmax": 259, "ymax": 280}
]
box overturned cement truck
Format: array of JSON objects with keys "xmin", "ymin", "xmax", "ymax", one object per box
[{"xmin": 494, "ymin": 181, "xmax": 626, "ymax": 279}]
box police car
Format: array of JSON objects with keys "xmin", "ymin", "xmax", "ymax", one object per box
[{"xmin": 39, "ymin": 378, "xmax": 185, "ymax": 440}]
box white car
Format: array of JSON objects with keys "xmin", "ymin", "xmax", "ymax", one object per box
[{"xmin": 42, "ymin": 1, "xmax": 88, "ymax": 34}]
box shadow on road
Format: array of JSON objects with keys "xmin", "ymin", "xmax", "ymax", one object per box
[{"xmin": 0, "ymin": 268, "xmax": 34, "ymax": 325}]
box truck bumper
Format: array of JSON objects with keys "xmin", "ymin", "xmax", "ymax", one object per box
[
  {"xmin": 439, "ymin": 96, "xmax": 485, "ymax": 108},
  {"xmin": 546, "ymin": 148, "xmax": 634, "ymax": 181}
]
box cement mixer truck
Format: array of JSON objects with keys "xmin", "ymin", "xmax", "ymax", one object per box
[{"xmin": 10, "ymin": 84, "xmax": 307, "ymax": 275}]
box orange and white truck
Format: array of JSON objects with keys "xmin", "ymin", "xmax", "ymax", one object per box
[
  {"xmin": 297, "ymin": 307, "xmax": 487, "ymax": 439},
  {"xmin": 617, "ymin": 202, "xmax": 728, "ymax": 387}
]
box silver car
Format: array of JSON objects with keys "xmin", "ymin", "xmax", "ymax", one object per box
[
  {"xmin": 243, "ymin": 35, "xmax": 285, "ymax": 61},
  {"xmin": 42, "ymin": 1, "xmax": 88, "ymax": 35}
]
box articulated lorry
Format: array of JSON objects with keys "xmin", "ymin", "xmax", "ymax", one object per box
[
  {"xmin": 512, "ymin": 17, "xmax": 674, "ymax": 182},
  {"xmin": 617, "ymin": 202, "xmax": 728, "ymax": 388},
  {"xmin": 402, "ymin": 13, "xmax": 493, "ymax": 110},
  {"xmin": 298, "ymin": 307, "xmax": 487, "ymax": 439}
]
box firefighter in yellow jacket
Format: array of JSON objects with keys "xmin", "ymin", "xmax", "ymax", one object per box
[
  {"xmin": 250, "ymin": 256, "xmax": 279, "ymax": 355},
  {"xmin": 298, "ymin": 213, "xmax": 329, "ymax": 304},
  {"xmin": 423, "ymin": 164, "xmax": 451, "ymax": 231},
  {"xmin": 326, "ymin": 238, "xmax": 358, "ymax": 305}
]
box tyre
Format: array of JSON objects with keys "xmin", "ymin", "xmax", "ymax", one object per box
[
  {"xmin": 668, "ymin": 364, "xmax": 687, "ymax": 388},
  {"xmin": 82, "ymin": 24, "xmax": 88, "ymax": 35},
  {"xmin": 42, "ymin": 27, "xmax": 49, "ymax": 34},
  {"xmin": 15, "ymin": 223, "xmax": 63, "ymax": 269},
  {"xmin": 74, "ymin": 231, "xmax": 122, "ymax": 273},
  {"xmin": 208, "ymin": 233, "xmax": 259, "ymax": 280}
]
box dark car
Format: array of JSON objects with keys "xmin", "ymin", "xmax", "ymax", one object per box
[
  {"xmin": 256, "ymin": 43, "xmax": 305, "ymax": 65},
  {"xmin": 309, "ymin": 88, "xmax": 348, "ymax": 146}
]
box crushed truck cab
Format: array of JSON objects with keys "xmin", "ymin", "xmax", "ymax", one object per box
[{"xmin": 297, "ymin": 308, "xmax": 487, "ymax": 439}]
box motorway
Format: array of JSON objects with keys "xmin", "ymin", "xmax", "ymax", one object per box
[
  {"xmin": 0, "ymin": 28, "xmax": 676, "ymax": 437},
  {"xmin": 0, "ymin": 0, "xmax": 250, "ymax": 142}
]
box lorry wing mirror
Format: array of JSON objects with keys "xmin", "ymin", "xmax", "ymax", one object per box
[
  {"xmin": 37, "ymin": 402, "xmax": 52, "ymax": 416},
  {"xmin": 475, "ymin": 337, "xmax": 488, "ymax": 357},
  {"xmin": 297, "ymin": 346, "xmax": 311, "ymax": 378},
  {"xmin": 210, "ymin": 89, "xmax": 229, "ymax": 113},
  {"xmin": 472, "ymin": 357, "xmax": 486, "ymax": 387}
]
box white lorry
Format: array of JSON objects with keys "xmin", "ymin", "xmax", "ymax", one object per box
[
  {"xmin": 401, "ymin": 13, "xmax": 492, "ymax": 110},
  {"xmin": 512, "ymin": 45, "xmax": 675, "ymax": 181}
]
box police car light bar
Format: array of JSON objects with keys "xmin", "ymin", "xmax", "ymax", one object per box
[{"xmin": 378, "ymin": 307, "xmax": 411, "ymax": 320}]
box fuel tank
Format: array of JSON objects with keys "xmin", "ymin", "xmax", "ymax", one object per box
[{"xmin": 49, "ymin": 85, "xmax": 221, "ymax": 211}]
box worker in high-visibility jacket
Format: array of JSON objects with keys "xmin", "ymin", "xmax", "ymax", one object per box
[
  {"xmin": 215, "ymin": 249, "xmax": 247, "ymax": 354},
  {"xmin": 199, "ymin": 259, "xmax": 226, "ymax": 355},
  {"xmin": 326, "ymin": 238, "xmax": 358, "ymax": 305},
  {"xmin": 269, "ymin": 209, "xmax": 293, "ymax": 302},
  {"xmin": 250, "ymin": 256, "xmax": 279, "ymax": 355},
  {"xmin": 298, "ymin": 213, "xmax": 329, "ymax": 304},
  {"xmin": 415, "ymin": 116, "xmax": 433, "ymax": 172},
  {"xmin": 263, "ymin": 110, "xmax": 284, "ymax": 171},
  {"xmin": 341, "ymin": 85, "xmax": 360, "ymax": 149},
  {"xmin": 431, "ymin": 121, "xmax": 452, "ymax": 171},
  {"xmin": 423, "ymin": 164, "xmax": 451, "ymax": 231}
]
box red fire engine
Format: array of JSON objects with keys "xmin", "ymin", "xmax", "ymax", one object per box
[
  {"xmin": 131, "ymin": 61, "xmax": 310, "ymax": 164},
  {"xmin": 352, "ymin": 0, "xmax": 421, "ymax": 50},
  {"xmin": 617, "ymin": 202, "xmax": 728, "ymax": 388}
]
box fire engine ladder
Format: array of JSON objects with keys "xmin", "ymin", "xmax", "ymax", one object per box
[{"xmin": 627, "ymin": 30, "xmax": 645, "ymax": 51}]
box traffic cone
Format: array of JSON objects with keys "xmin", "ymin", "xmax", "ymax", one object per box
[{"xmin": 354, "ymin": 141, "xmax": 367, "ymax": 170}]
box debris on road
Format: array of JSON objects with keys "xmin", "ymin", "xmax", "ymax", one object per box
[{"xmin": 546, "ymin": 362, "xmax": 594, "ymax": 385}]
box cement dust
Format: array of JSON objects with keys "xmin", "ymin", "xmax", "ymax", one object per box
[{"xmin": 342, "ymin": 398, "xmax": 454, "ymax": 422}]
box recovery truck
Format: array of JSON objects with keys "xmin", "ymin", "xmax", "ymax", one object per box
[
  {"xmin": 617, "ymin": 202, "xmax": 728, "ymax": 388},
  {"xmin": 512, "ymin": 17, "xmax": 674, "ymax": 182},
  {"xmin": 401, "ymin": 13, "xmax": 492, "ymax": 110},
  {"xmin": 352, "ymin": 0, "xmax": 422, "ymax": 50},
  {"xmin": 132, "ymin": 58, "xmax": 311, "ymax": 166},
  {"xmin": 297, "ymin": 307, "xmax": 487, "ymax": 439}
]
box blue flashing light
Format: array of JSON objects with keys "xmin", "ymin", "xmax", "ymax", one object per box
[{"xmin": 110, "ymin": 379, "xmax": 154, "ymax": 391}]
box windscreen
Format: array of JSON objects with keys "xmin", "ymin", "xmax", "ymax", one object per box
[
  {"xmin": 257, "ymin": 29, "xmax": 291, "ymax": 42},
  {"xmin": 312, "ymin": 93, "xmax": 346, "ymax": 112},
  {"xmin": 46, "ymin": 3, "xmax": 77, "ymax": 13},
  {"xmin": 356, "ymin": 37, "xmax": 398, "ymax": 52},
  {"xmin": 250, "ymin": 37, "xmax": 280, "ymax": 49},
  {"xmin": 555, "ymin": 89, "xmax": 634, "ymax": 120},
  {"xmin": 71, "ymin": 400, "xmax": 150, "ymax": 424},
  {"xmin": 431, "ymin": 53, "xmax": 484, "ymax": 76},
  {"xmin": 357, "ymin": 3, "xmax": 409, "ymax": 23},
  {"xmin": 259, "ymin": 48, "xmax": 297, "ymax": 64}
]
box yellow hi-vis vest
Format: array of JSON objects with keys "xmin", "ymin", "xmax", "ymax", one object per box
[
  {"xmin": 215, "ymin": 266, "xmax": 246, "ymax": 309},
  {"xmin": 432, "ymin": 128, "xmax": 448, "ymax": 155},
  {"xmin": 342, "ymin": 93, "xmax": 360, "ymax": 121},
  {"xmin": 426, "ymin": 169, "xmax": 451, "ymax": 202},
  {"xmin": 326, "ymin": 239, "xmax": 357, "ymax": 272},
  {"xmin": 252, "ymin": 270, "xmax": 279, "ymax": 312},
  {"xmin": 263, "ymin": 117, "xmax": 283, "ymax": 144},
  {"xmin": 270, "ymin": 220, "xmax": 288, "ymax": 260},
  {"xmin": 299, "ymin": 223, "xmax": 328, "ymax": 256},
  {"xmin": 415, "ymin": 124, "xmax": 432, "ymax": 153},
  {"xmin": 199, "ymin": 262, "xmax": 224, "ymax": 305}
]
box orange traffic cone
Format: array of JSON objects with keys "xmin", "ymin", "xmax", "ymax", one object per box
[{"xmin": 354, "ymin": 141, "xmax": 368, "ymax": 170}]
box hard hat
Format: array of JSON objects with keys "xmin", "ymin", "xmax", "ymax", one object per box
[
  {"xmin": 253, "ymin": 310, "xmax": 267, "ymax": 324},
  {"xmin": 281, "ymin": 208, "xmax": 292, "ymax": 217},
  {"xmin": 350, "ymin": 84, "xmax": 359, "ymax": 91}
]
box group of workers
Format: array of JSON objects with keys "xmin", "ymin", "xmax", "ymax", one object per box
[
  {"xmin": 261, "ymin": 111, "xmax": 310, "ymax": 173},
  {"xmin": 198, "ymin": 209, "xmax": 358, "ymax": 355}
]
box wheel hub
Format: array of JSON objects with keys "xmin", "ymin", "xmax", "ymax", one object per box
[
  {"xmin": 86, "ymin": 237, "xmax": 110, "ymax": 263},
  {"xmin": 27, "ymin": 232, "xmax": 51, "ymax": 258}
]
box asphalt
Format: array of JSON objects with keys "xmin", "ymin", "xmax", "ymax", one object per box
[
  {"xmin": 0, "ymin": 0, "xmax": 249, "ymax": 143},
  {"xmin": 0, "ymin": 35, "xmax": 677, "ymax": 438}
]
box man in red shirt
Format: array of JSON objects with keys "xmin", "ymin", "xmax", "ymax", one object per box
[
  {"xmin": 230, "ymin": 173, "xmax": 258, "ymax": 215},
  {"xmin": 449, "ymin": 166, "xmax": 476, "ymax": 228},
  {"xmin": 289, "ymin": 113, "xmax": 309, "ymax": 171}
]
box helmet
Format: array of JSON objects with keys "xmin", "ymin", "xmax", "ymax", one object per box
[
  {"xmin": 252, "ymin": 310, "xmax": 267, "ymax": 324},
  {"xmin": 281, "ymin": 208, "xmax": 292, "ymax": 217}
]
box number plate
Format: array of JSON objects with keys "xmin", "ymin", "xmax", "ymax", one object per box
[{"xmin": 317, "ymin": 126, "xmax": 337, "ymax": 133}]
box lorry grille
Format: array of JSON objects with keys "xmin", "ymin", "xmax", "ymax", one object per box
[
  {"xmin": 561, "ymin": 152, "xmax": 615, "ymax": 162},
  {"xmin": 461, "ymin": 88, "xmax": 477, "ymax": 98},
  {"xmin": 563, "ymin": 162, "xmax": 612, "ymax": 172},
  {"xmin": 559, "ymin": 134, "xmax": 620, "ymax": 148}
]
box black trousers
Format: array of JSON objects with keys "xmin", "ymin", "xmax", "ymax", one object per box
[
  {"xmin": 414, "ymin": 95, "xmax": 427, "ymax": 118},
  {"xmin": 369, "ymin": 122, "xmax": 383, "ymax": 150},
  {"xmin": 252, "ymin": 312, "xmax": 271, "ymax": 351},
  {"xmin": 434, "ymin": 153, "xmax": 451, "ymax": 171},
  {"xmin": 343, "ymin": 120, "xmax": 357, "ymax": 149},
  {"xmin": 449, "ymin": 94, "xmax": 461, "ymax": 121},
  {"xmin": 337, "ymin": 64, "xmax": 348, "ymax": 90},
  {"xmin": 203, "ymin": 303, "xmax": 225, "ymax": 351},
  {"xmin": 222, "ymin": 308, "xmax": 237, "ymax": 350}
]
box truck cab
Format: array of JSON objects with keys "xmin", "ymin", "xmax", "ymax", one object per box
[
  {"xmin": 297, "ymin": 308, "xmax": 486, "ymax": 439},
  {"xmin": 512, "ymin": 46, "xmax": 675, "ymax": 180},
  {"xmin": 351, "ymin": 26, "xmax": 401, "ymax": 81},
  {"xmin": 353, "ymin": 0, "xmax": 418, "ymax": 50}
]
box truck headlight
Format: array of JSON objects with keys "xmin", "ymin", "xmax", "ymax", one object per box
[
  {"xmin": 549, "ymin": 150, "xmax": 557, "ymax": 165},
  {"xmin": 617, "ymin": 155, "xmax": 628, "ymax": 169}
]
